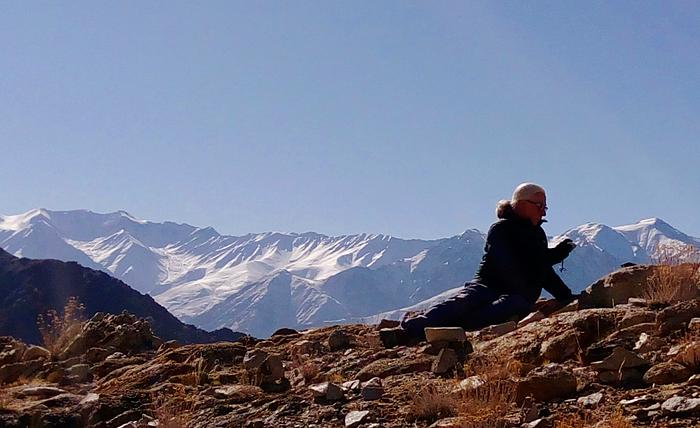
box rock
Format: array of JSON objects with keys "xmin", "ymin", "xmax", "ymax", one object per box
[
  {"xmin": 213, "ymin": 385, "xmax": 263, "ymax": 402},
  {"xmin": 590, "ymin": 347, "xmax": 649, "ymax": 371},
  {"xmin": 620, "ymin": 395, "xmax": 653, "ymax": 407},
  {"xmin": 271, "ymin": 328, "xmax": 298, "ymax": 337},
  {"xmin": 80, "ymin": 392, "xmax": 100, "ymax": 405},
  {"xmin": 106, "ymin": 352, "xmax": 126, "ymax": 360},
  {"xmin": 432, "ymin": 348, "xmax": 459, "ymax": 375},
  {"xmin": 578, "ymin": 265, "xmax": 656, "ymax": 309},
  {"xmin": 430, "ymin": 417, "xmax": 472, "ymax": 427},
  {"xmin": 598, "ymin": 368, "xmax": 644, "ymax": 385},
  {"xmin": 157, "ymin": 340, "xmax": 181, "ymax": 353},
  {"xmin": 67, "ymin": 364, "xmax": 91, "ymax": 382},
  {"xmin": 516, "ymin": 363, "xmax": 577, "ymax": 403},
  {"xmin": 643, "ymin": 361, "xmax": 692, "ymax": 385},
  {"xmin": 292, "ymin": 340, "xmax": 323, "ymax": 356},
  {"xmin": 263, "ymin": 354, "xmax": 284, "ymax": 381},
  {"xmin": 628, "ymin": 298, "xmax": 648, "ymax": 307},
  {"xmin": 661, "ymin": 396, "xmax": 700, "ymax": 415},
  {"xmin": 355, "ymin": 357, "xmax": 432, "ymax": 381},
  {"xmin": 478, "ymin": 321, "xmax": 517, "ymax": 339},
  {"xmin": 519, "ymin": 396, "xmax": 538, "ymax": 423},
  {"xmin": 0, "ymin": 359, "xmax": 43, "ymax": 384},
  {"xmin": 309, "ymin": 382, "xmax": 344, "ymax": 401},
  {"xmin": 619, "ymin": 311, "xmax": 656, "ymax": 328},
  {"xmin": 657, "ymin": 299, "xmax": 700, "ymax": 335},
  {"xmin": 424, "ymin": 327, "xmax": 466, "ymax": 344},
  {"xmin": 552, "ymin": 300, "xmax": 579, "ymax": 315},
  {"xmin": 243, "ymin": 350, "xmax": 268, "ymax": 370},
  {"xmin": 22, "ymin": 346, "xmax": 51, "ymax": 362},
  {"xmin": 328, "ymin": 329, "xmax": 352, "ymax": 351},
  {"xmin": 518, "ymin": 311, "xmax": 545, "ymax": 328},
  {"xmin": 577, "ymin": 392, "xmax": 603, "ymax": 408},
  {"xmin": 342, "ymin": 379, "xmax": 361, "ymax": 391},
  {"xmin": 634, "ymin": 333, "xmax": 664, "ymax": 353},
  {"xmin": 689, "ymin": 317, "xmax": 700, "ymax": 332},
  {"xmin": 668, "ymin": 341, "xmax": 700, "ymax": 369},
  {"xmin": 85, "ymin": 347, "xmax": 111, "ymax": 364},
  {"xmin": 454, "ymin": 375, "xmax": 485, "ymax": 393},
  {"xmin": 0, "ymin": 337, "xmax": 28, "ymax": 366},
  {"xmin": 15, "ymin": 386, "xmax": 66, "ymax": 399},
  {"xmin": 361, "ymin": 377, "xmax": 384, "ymax": 400},
  {"xmin": 540, "ymin": 330, "xmax": 580, "ymax": 363},
  {"xmin": 345, "ymin": 410, "xmax": 370, "ymax": 428}
]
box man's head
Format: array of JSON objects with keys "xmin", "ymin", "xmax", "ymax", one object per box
[{"xmin": 511, "ymin": 183, "xmax": 547, "ymax": 225}]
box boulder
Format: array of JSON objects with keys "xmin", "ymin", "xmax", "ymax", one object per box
[
  {"xmin": 590, "ymin": 347, "xmax": 649, "ymax": 371},
  {"xmin": 377, "ymin": 319, "xmax": 401, "ymax": 330},
  {"xmin": 578, "ymin": 265, "xmax": 655, "ymax": 309},
  {"xmin": 328, "ymin": 329, "xmax": 352, "ymax": 351},
  {"xmin": 577, "ymin": 392, "xmax": 603, "ymax": 408},
  {"xmin": 657, "ymin": 299, "xmax": 700, "ymax": 335},
  {"xmin": 661, "ymin": 396, "xmax": 700, "ymax": 416},
  {"xmin": 292, "ymin": 340, "xmax": 323, "ymax": 356},
  {"xmin": 619, "ymin": 311, "xmax": 656, "ymax": 329},
  {"xmin": 243, "ymin": 350, "xmax": 268, "ymax": 370},
  {"xmin": 309, "ymin": 382, "xmax": 344, "ymax": 401},
  {"xmin": 0, "ymin": 359, "xmax": 44, "ymax": 384},
  {"xmin": 643, "ymin": 361, "xmax": 692, "ymax": 385},
  {"xmin": 515, "ymin": 363, "xmax": 577, "ymax": 403},
  {"xmin": 67, "ymin": 364, "xmax": 91, "ymax": 383},
  {"xmin": 540, "ymin": 330, "xmax": 580, "ymax": 363},
  {"xmin": 668, "ymin": 341, "xmax": 700, "ymax": 369},
  {"xmin": 22, "ymin": 346, "xmax": 51, "ymax": 362}
]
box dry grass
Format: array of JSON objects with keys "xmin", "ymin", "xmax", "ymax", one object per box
[
  {"xmin": 643, "ymin": 244, "xmax": 700, "ymax": 306},
  {"xmin": 152, "ymin": 385, "xmax": 195, "ymax": 428},
  {"xmin": 405, "ymin": 382, "xmax": 458, "ymax": 423},
  {"xmin": 36, "ymin": 296, "xmax": 86, "ymax": 356},
  {"xmin": 451, "ymin": 355, "xmax": 519, "ymax": 428}
]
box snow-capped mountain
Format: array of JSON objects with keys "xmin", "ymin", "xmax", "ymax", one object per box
[{"xmin": 1, "ymin": 209, "xmax": 698, "ymax": 337}]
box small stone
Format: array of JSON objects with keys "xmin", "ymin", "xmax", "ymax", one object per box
[
  {"xmin": 577, "ymin": 392, "xmax": 603, "ymax": 408},
  {"xmin": 689, "ymin": 318, "xmax": 700, "ymax": 332},
  {"xmin": 669, "ymin": 341, "xmax": 700, "ymax": 369},
  {"xmin": 271, "ymin": 327, "xmax": 298, "ymax": 336},
  {"xmin": 361, "ymin": 377, "xmax": 384, "ymax": 400},
  {"xmin": 106, "ymin": 352, "xmax": 126, "ymax": 360},
  {"xmin": 598, "ymin": 368, "xmax": 643, "ymax": 385},
  {"xmin": 620, "ymin": 395, "xmax": 653, "ymax": 407},
  {"xmin": 521, "ymin": 419, "xmax": 552, "ymax": 428},
  {"xmin": 377, "ymin": 319, "xmax": 400, "ymax": 330},
  {"xmin": 519, "ymin": 396, "xmax": 538, "ymax": 423},
  {"xmin": 661, "ymin": 396, "xmax": 700, "ymax": 415},
  {"xmin": 243, "ymin": 350, "xmax": 268, "ymax": 370},
  {"xmin": 479, "ymin": 321, "xmax": 517, "ymax": 339},
  {"xmin": 80, "ymin": 392, "xmax": 100, "ymax": 405},
  {"xmin": 429, "ymin": 417, "xmax": 472, "ymax": 428},
  {"xmin": 432, "ymin": 348, "xmax": 459, "ymax": 375},
  {"xmin": 688, "ymin": 374, "xmax": 700, "ymax": 386},
  {"xmin": 627, "ymin": 298, "xmax": 648, "ymax": 307},
  {"xmin": 634, "ymin": 333, "xmax": 664, "ymax": 353},
  {"xmin": 515, "ymin": 363, "xmax": 577, "ymax": 403},
  {"xmin": 590, "ymin": 347, "xmax": 649, "ymax": 371},
  {"xmin": 517, "ymin": 311, "xmax": 545, "ymax": 328},
  {"xmin": 213, "ymin": 385, "xmax": 262, "ymax": 399},
  {"xmin": 345, "ymin": 410, "xmax": 370, "ymax": 428},
  {"xmin": 309, "ymin": 382, "xmax": 344, "ymax": 401},
  {"xmin": 424, "ymin": 327, "xmax": 466, "ymax": 344},
  {"xmin": 342, "ymin": 380, "xmax": 361, "ymax": 391},
  {"xmin": 454, "ymin": 375, "xmax": 485, "ymax": 393}
]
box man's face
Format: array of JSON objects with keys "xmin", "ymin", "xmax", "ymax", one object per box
[{"xmin": 518, "ymin": 192, "xmax": 548, "ymax": 225}]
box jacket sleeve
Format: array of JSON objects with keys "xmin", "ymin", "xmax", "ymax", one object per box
[
  {"xmin": 546, "ymin": 246, "xmax": 568, "ymax": 265},
  {"xmin": 542, "ymin": 266, "xmax": 573, "ymax": 301}
]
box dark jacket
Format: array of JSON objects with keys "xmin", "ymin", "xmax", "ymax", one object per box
[{"xmin": 473, "ymin": 204, "xmax": 573, "ymax": 304}]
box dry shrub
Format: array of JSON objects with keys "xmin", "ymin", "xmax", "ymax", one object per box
[
  {"xmin": 643, "ymin": 244, "xmax": 700, "ymax": 306},
  {"xmin": 152, "ymin": 385, "xmax": 195, "ymax": 428},
  {"xmin": 454, "ymin": 355, "xmax": 519, "ymax": 427},
  {"xmin": 36, "ymin": 296, "xmax": 86, "ymax": 355},
  {"xmin": 406, "ymin": 382, "xmax": 458, "ymax": 423}
]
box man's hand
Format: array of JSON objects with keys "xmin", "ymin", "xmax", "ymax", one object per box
[{"xmin": 554, "ymin": 238, "xmax": 577, "ymax": 258}]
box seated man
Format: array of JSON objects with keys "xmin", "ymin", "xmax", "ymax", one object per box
[{"xmin": 380, "ymin": 183, "xmax": 576, "ymax": 347}]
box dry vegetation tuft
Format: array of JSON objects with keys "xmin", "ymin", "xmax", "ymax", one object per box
[
  {"xmin": 406, "ymin": 382, "xmax": 458, "ymax": 423},
  {"xmin": 452, "ymin": 355, "xmax": 519, "ymax": 427},
  {"xmin": 152, "ymin": 385, "xmax": 195, "ymax": 428},
  {"xmin": 643, "ymin": 244, "xmax": 700, "ymax": 306},
  {"xmin": 555, "ymin": 410, "xmax": 632, "ymax": 428},
  {"xmin": 36, "ymin": 296, "xmax": 86, "ymax": 356}
]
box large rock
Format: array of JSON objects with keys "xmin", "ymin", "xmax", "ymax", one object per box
[
  {"xmin": 355, "ymin": 357, "xmax": 432, "ymax": 381},
  {"xmin": 425, "ymin": 327, "xmax": 466, "ymax": 344},
  {"xmin": 668, "ymin": 341, "xmax": 700, "ymax": 370},
  {"xmin": 0, "ymin": 359, "xmax": 44, "ymax": 384},
  {"xmin": 345, "ymin": 410, "xmax": 370, "ymax": 428},
  {"xmin": 432, "ymin": 348, "xmax": 459, "ymax": 375},
  {"xmin": 540, "ymin": 330, "xmax": 580, "ymax": 363},
  {"xmin": 661, "ymin": 396, "xmax": 700, "ymax": 416},
  {"xmin": 590, "ymin": 347, "xmax": 649, "ymax": 371},
  {"xmin": 516, "ymin": 363, "xmax": 577, "ymax": 403},
  {"xmin": 579, "ymin": 265, "xmax": 656, "ymax": 309},
  {"xmin": 0, "ymin": 337, "xmax": 28, "ymax": 366},
  {"xmin": 22, "ymin": 345, "xmax": 51, "ymax": 362},
  {"xmin": 309, "ymin": 382, "xmax": 344, "ymax": 401},
  {"xmin": 643, "ymin": 361, "xmax": 692, "ymax": 385},
  {"xmin": 657, "ymin": 299, "xmax": 700, "ymax": 335},
  {"xmin": 59, "ymin": 312, "xmax": 162, "ymax": 359}
]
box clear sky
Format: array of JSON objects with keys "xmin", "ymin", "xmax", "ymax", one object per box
[{"xmin": 1, "ymin": 1, "xmax": 698, "ymax": 239}]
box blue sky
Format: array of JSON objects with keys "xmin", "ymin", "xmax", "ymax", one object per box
[{"xmin": 1, "ymin": 1, "xmax": 698, "ymax": 239}]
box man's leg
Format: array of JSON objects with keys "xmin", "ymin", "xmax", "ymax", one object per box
[
  {"xmin": 463, "ymin": 294, "xmax": 532, "ymax": 330},
  {"xmin": 400, "ymin": 283, "xmax": 498, "ymax": 341}
]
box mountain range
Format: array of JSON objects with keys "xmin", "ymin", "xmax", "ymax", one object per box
[{"xmin": 1, "ymin": 209, "xmax": 698, "ymax": 337}]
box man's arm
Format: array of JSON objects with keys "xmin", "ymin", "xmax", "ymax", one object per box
[{"xmin": 542, "ymin": 266, "xmax": 574, "ymax": 301}]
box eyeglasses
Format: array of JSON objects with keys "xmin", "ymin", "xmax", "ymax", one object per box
[{"xmin": 524, "ymin": 200, "xmax": 548, "ymax": 211}]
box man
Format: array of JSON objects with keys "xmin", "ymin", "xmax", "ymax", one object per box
[{"xmin": 380, "ymin": 183, "xmax": 576, "ymax": 348}]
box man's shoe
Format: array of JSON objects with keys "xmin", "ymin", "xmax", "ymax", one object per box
[{"xmin": 379, "ymin": 327, "xmax": 408, "ymax": 348}]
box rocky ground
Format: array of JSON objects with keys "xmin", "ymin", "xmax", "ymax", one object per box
[{"xmin": 1, "ymin": 265, "xmax": 700, "ymax": 428}]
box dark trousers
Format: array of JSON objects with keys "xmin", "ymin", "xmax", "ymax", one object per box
[{"xmin": 400, "ymin": 282, "xmax": 532, "ymax": 341}]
